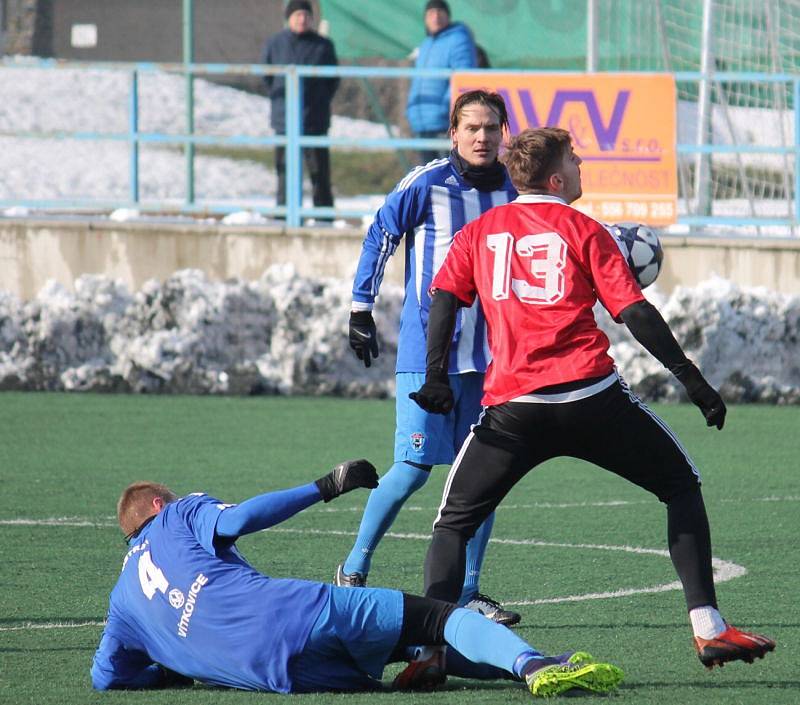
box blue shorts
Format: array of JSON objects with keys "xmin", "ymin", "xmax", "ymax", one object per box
[
  {"xmin": 288, "ymin": 586, "xmax": 404, "ymax": 693},
  {"xmin": 395, "ymin": 371, "xmax": 484, "ymax": 465}
]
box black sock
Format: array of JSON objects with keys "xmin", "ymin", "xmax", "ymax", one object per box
[{"xmin": 667, "ymin": 485, "xmax": 717, "ymax": 610}]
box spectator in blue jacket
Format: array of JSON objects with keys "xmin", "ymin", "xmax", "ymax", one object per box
[
  {"xmin": 262, "ymin": 0, "xmax": 339, "ymax": 219},
  {"xmin": 407, "ymin": 0, "xmax": 477, "ymax": 164}
]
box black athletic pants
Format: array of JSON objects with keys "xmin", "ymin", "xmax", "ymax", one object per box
[
  {"xmin": 275, "ymin": 145, "xmax": 333, "ymax": 212},
  {"xmin": 423, "ymin": 380, "xmax": 717, "ymax": 612}
]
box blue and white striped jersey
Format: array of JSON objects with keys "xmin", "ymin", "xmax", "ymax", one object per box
[{"xmin": 352, "ymin": 156, "xmax": 517, "ymax": 373}]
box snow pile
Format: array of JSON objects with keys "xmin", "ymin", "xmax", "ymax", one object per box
[
  {"xmin": 597, "ymin": 277, "xmax": 800, "ymax": 404},
  {"xmin": 0, "ymin": 65, "xmax": 393, "ymax": 203},
  {"xmin": 0, "ymin": 267, "xmax": 399, "ymax": 397},
  {"xmin": 0, "ymin": 271, "xmax": 797, "ymax": 402},
  {"xmin": 0, "ymin": 65, "xmax": 392, "ymax": 140}
]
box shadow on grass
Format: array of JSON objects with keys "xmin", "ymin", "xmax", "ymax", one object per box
[
  {"xmin": 521, "ymin": 621, "xmax": 796, "ymax": 630},
  {"xmin": 634, "ymin": 679, "xmax": 800, "ymax": 690}
]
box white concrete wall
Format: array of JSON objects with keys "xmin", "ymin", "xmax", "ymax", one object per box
[{"xmin": 1, "ymin": 218, "xmax": 799, "ymax": 300}]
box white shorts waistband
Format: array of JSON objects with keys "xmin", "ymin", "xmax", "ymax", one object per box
[{"xmin": 510, "ymin": 371, "xmax": 618, "ymax": 404}]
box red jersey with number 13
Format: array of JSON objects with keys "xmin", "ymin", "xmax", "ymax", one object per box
[{"xmin": 432, "ymin": 194, "xmax": 646, "ymax": 405}]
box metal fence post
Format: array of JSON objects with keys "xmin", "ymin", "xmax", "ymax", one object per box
[
  {"xmin": 285, "ymin": 66, "xmax": 302, "ymax": 227},
  {"xmin": 586, "ymin": 0, "xmax": 598, "ymax": 71},
  {"xmin": 694, "ymin": 0, "xmax": 714, "ymax": 217},
  {"xmin": 129, "ymin": 70, "xmax": 140, "ymax": 204},
  {"xmin": 795, "ymin": 78, "xmax": 800, "ymax": 229},
  {"xmin": 183, "ymin": 0, "xmax": 195, "ymax": 205}
]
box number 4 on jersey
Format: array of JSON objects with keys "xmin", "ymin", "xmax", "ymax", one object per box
[{"xmin": 138, "ymin": 550, "xmax": 169, "ymax": 599}]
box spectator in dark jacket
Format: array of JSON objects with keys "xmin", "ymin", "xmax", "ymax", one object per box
[
  {"xmin": 262, "ymin": 0, "xmax": 339, "ymax": 218},
  {"xmin": 407, "ymin": 0, "xmax": 477, "ymax": 164}
]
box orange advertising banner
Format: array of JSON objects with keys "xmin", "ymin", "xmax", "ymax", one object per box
[{"xmin": 451, "ymin": 73, "xmax": 677, "ymax": 226}]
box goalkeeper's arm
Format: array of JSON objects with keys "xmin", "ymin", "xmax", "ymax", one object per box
[{"xmin": 215, "ymin": 460, "xmax": 378, "ymax": 539}]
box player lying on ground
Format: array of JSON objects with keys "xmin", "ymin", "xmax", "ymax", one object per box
[
  {"xmin": 402, "ymin": 127, "xmax": 775, "ymax": 686},
  {"xmin": 91, "ymin": 459, "xmax": 623, "ymax": 697}
]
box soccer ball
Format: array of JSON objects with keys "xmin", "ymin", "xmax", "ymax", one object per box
[{"xmin": 609, "ymin": 222, "xmax": 664, "ymax": 288}]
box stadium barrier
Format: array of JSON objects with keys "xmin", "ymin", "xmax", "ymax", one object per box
[
  {"xmin": 1, "ymin": 57, "xmax": 799, "ymax": 235},
  {"xmin": 2, "ymin": 218, "xmax": 798, "ymax": 302}
]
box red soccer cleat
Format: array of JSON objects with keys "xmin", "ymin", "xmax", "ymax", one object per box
[
  {"xmin": 694, "ymin": 624, "xmax": 776, "ymax": 669},
  {"xmin": 393, "ymin": 647, "xmax": 447, "ymax": 690}
]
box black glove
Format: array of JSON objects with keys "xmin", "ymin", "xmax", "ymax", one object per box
[
  {"xmin": 158, "ymin": 665, "xmax": 194, "ymax": 687},
  {"xmin": 672, "ymin": 362, "xmax": 727, "ymax": 430},
  {"xmin": 349, "ymin": 311, "xmax": 379, "ymax": 368},
  {"xmin": 409, "ymin": 369, "xmax": 454, "ymax": 415},
  {"xmin": 315, "ymin": 459, "xmax": 379, "ymax": 502}
]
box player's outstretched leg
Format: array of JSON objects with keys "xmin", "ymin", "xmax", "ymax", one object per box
[
  {"xmin": 694, "ymin": 624, "xmax": 776, "ymax": 669},
  {"xmin": 394, "ymin": 608, "xmax": 623, "ymax": 697}
]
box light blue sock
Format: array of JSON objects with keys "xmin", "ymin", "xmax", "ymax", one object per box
[
  {"xmin": 443, "ymin": 608, "xmax": 542, "ymax": 675},
  {"xmin": 459, "ymin": 511, "xmax": 496, "ymax": 604},
  {"xmin": 342, "ymin": 461, "xmax": 429, "ymax": 576}
]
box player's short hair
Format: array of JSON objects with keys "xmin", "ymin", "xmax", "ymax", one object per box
[
  {"xmin": 502, "ymin": 127, "xmax": 572, "ymax": 192},
  {"xmin": 117, "ymin": 481, "xmax": 177, "ymax": 539},
  {"xmin": 449, "ymin": 90, "xmax": 509, "ymax": 132}
]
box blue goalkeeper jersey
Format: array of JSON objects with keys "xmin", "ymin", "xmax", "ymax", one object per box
[
  {"xmin": 352, "ymin": 156, "xmax": 516, "ymax": 374},
  {"xmin": 91, "ymin": 493, "xmax": 329, "ymax": 693}
]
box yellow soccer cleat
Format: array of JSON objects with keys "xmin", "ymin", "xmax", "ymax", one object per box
[{"xmin": 526, "ymin": 651, "xmax": 624, "ymax": 698}]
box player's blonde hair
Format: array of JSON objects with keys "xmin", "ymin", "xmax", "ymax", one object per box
[
  {"xmin": 502, "ymin": 127, "xmax": 572, "ymax": 193},
  {"xmin": 117, "ymin": 481, "xmax": 177, "ymax": 538}
]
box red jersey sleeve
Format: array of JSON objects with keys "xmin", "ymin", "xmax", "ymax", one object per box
[
  {"xmin": 431, "ymin": 225, "xmax": 477, "ymax": 306},
  {"xmin": 581, "ymin": 222, "xmax": 645, "ymax": 319}
]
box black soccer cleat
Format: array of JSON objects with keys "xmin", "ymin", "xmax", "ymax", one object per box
[
  {"xmin": 464, "ymin": 593, "xmax": 522, "ymax": 626},
  {"xmin": 334, "ymin": 564, "xmax": 367, "ymax": 588}
]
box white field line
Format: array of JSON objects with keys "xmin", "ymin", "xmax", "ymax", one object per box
[
  {"xmin": 0, "ymin": 517, "xmax": 117, "ymax": 527},
  {"xmin": 1, "ymin": 495, "xmax": 797, "ymax": 526},
  {"xmin": 0, "ymin": 620, "xmax": 105, "ymax": 632},
  {"xmin": 265, "ymin": 527, "xmax": 747, "ymax": 607},
  {"xmin": 5, "ymin": 495, "xmax": 792, "ymax": 632},
  {"xmin": 314, "ymin": 495, "xmax": 800, "ymax": 511}
]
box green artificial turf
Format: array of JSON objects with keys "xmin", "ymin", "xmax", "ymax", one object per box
[{"xmin": 0, "ymin": 393, "xmax": 797, "ymax": 705}]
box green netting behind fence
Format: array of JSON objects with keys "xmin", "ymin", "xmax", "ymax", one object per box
[
  {"xmin": 320, "ymin": 0, "xmax": 800, "ymax": 76},
  {"xmin": 320, "ymin": 0, "xmax": 589, "ymax": 68}
]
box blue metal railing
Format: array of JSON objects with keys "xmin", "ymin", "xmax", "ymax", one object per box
[
  {"xmin": 674, "ymin": 70, "xmax": 799, "ymax": 230},
  {"xmin": 1, "ymin": 58, "xmax": 798, "ymax": 233},
  {"xmin": 0, "ymin": 59, "xmax": 458, "ymax": 225}
]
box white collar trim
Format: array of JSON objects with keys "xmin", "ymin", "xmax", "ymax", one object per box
[{"xmin": 513, "ymin": 194, "xmax": 568, "ymax": 205}]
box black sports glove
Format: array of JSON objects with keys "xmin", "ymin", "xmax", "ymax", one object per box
[
  {"xmin": 672, "ymin": 362, "xmax": 727, "ymax": 430},
  {"xmin": 349, "ymin": 311, "xmax": 379, "ymax": 368},
  {"xmin": 315, "ymin": 459, "xmax": 379, "ymax": 502},
  {"xmin": 158, "ymin": 665, "xmax": 194, "ymax": 687},
  {"xmin": 409, "ymin": 369, "xmax": 454, "ymax": 415}
]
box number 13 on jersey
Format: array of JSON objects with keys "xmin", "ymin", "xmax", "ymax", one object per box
[{"xmin": 487, "ymin": 231, "xmax": 567, "ymax": 305}]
